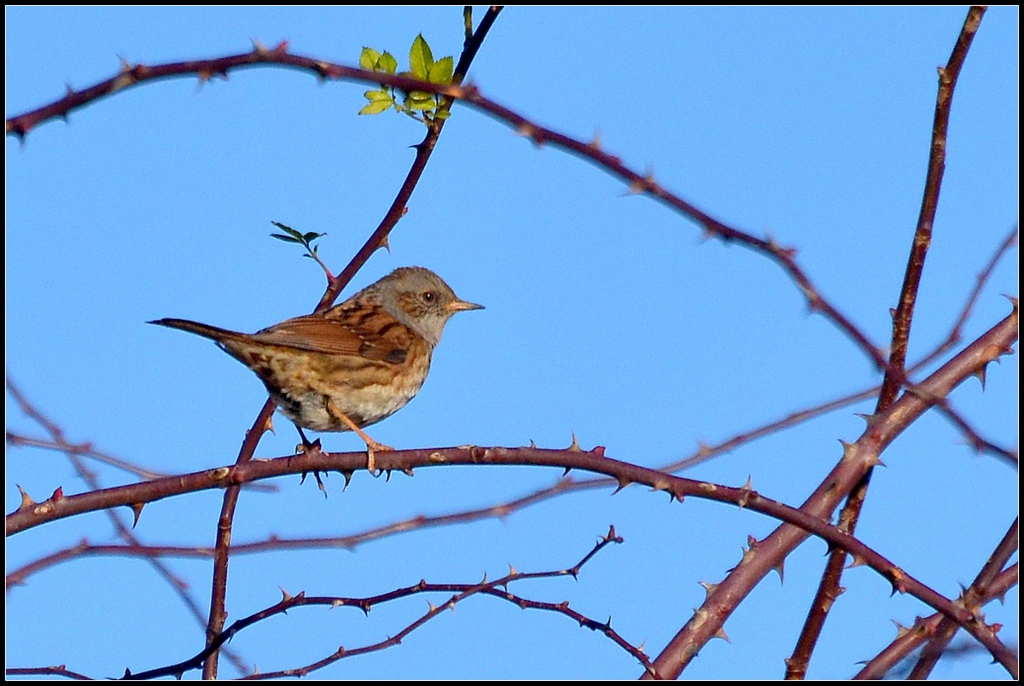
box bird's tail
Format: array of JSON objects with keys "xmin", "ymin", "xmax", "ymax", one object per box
[{"xmin": 148, "ymin": 317, "xmax": 242, "ymax": 343}]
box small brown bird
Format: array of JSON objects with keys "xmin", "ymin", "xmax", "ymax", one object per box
[{"xmin": 151, "ymin": 266, "xmax": 483, "ymax": 473}]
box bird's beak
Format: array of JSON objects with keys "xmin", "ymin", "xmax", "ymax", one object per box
[{"xmin": 448, "ymin": 299, "xmax": 484, "ymax": 313}]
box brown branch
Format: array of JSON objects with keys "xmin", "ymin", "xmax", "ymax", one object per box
[
  {"xmin": 7, "ymin": 307, "xmax": 1018, "ymax": 654},
  {"xmin": 8, "ymin": 303, "xmax": 1014, "ymax": 679},
  {"xmin": 907, "ymin": 518, "xmax": 1019, "ymax": 679},
  {"xmin": 122, "ymin": 527, "xmax": 634, "ymax": 680},
  {"xmin": 915, "ymin": 225, "xmax": 1018, "ymax": 370},
  {"xmin": 198, "ymin": 10, "xmax": 505, "ymax": 677},
  {"xmin": 7, "ymin": 34, "xmax": 892, "ymax": 375},
  {"xmin": 855, "ymin": 545, "xmax": 1018, "ymax": 678},
  {"xmin": 5, "ymin": 379, "xmax": 252, "ymax": 676},
  {"xmin": 788, "ymin": 8, "xmax": 990, "ymax": 678},
  {"xmin": 880, "ymin": 5, "xmax": 986, "ymax": 410},
  {"xmin": 6, "ymin": 665, "xmax": 93, "ymax": 680},
  {"xmin": 645, "ymin": 304, "xmax": 1018, "ymax": 679}
]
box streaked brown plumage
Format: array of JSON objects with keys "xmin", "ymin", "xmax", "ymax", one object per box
[{"xmin": 150, "ymin": 266, "xmax": 483, "ymax": 472}]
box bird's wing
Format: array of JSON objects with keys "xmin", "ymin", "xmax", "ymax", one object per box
[{"xmin": 249, "ymin": 303, "xmax": 415, "ymax": 364}]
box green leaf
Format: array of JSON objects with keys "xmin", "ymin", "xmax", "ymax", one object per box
[
  {"xmin": 363, "ymin": 89, "xmax": 392, "ymax": 102},
  {"xmin": 378, "ymin": 51, "xmax": 398, "ymax": 75},
  {"xmin": 359, "ymin": 47, "xmax": 381, "ymax": 70},
  {"xmin": 303, "ymin": 232, "xmax": 325, "ymax": 243},
  {"xmin": 434, "ymin": 109, "xmax": 451, "ymax": 120},
  {"xmin": 271, "ymin": 233, "xmax": 301, "ymax": 244},
  {"xmin": 405, "ymin": 99, "xmax": 435, "ymax": 112},
  {"xmin": 409, "ymin": 34, "xmax": 434, "ymax": 80},
  {"xmin": 406, "ymin": 90, "xmax": 433, "ymax": 101},
  {"xmin": 404, "ymin": 91, "xmax": 435, "ymax": 111},
  {"xmin": 359, "ymin": 100, "xmax": 393, "ymax": 116},
  {"xmin": 271, "ymin": 221, "xmax": 302, "ymax": 238},
  {"xmin": 429, "ymin": 56, "xmax": 454, "ymax": 85}
]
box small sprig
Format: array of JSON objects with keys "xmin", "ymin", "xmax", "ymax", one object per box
[
  {"xmin": 359, "ymin": 34, "xmax": 454, "ymax": 124},
  {"xmin": 270, "ymin": 221, "xmax": 333, "ymax": 279}
]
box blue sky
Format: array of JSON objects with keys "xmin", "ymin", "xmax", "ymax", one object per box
[{"xmin": 6, "ymin": 6, "xmax": 1018, "ymax": 680}]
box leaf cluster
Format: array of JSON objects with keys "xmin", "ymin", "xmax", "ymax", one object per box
[
  {"xmin": 270, "ymin": 220, "xmax": 325, "ymax": 259},
  {"xmin": 358, "ymin": 34, "xmax": 454, "ymax": 123}
]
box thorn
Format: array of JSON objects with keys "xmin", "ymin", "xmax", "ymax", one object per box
[
  {"xmin": 773, "ymin": 559, "xmax": 785, "ymax": 584},
  {"xmin": 427, "ymin": 601, "xmax": 437, "ymax": 612},
  {"xmin": 973, "ymin": 363, "xmax": 988, "ymax": 390},
  {"xmin": 777, "ymin": 244, "xmax": 799, "ymax": 259},
  {"xmin": 568, "ymin": 432, "xmax": 582, "ymax": 451},
  {"xmin": 280, "ymin": 586, "xmax": 293, "ymax": 602},
  {"xmin": 603, "ymin": 525, "xmax": 619, "ymax": 542},
  {"xmin": 508, "ymin": 564, "xmax": 517, "ymax": 576},
  {"xmin": 696, "ymin": 442, "xmax": 712, "ymax": 459},
  {"xmin": 643, "ymin": 167, "xmax": 656, "ymax": 187},
  {"xmin": 854, "ymin": 412, "xmax": 878, "ymax": 427},
  {"xmin": 737, "ymin": 476, "xmax": 754, "ymax": 508},
  {"xmin": 50, "ymin": 486, "xmax": 64, "ymax": 501},
  {"xmin": 889, "ymin": 567, "xmax": 908, "ymax": 596},
  {"xmin": 529, "ymin": 439, "xmax": 537, "ymax": 449},
  {"xmin": 845, "ymin": 554, "xmax": 865, "ymax": 569},
  {"xmin": 402, "ymin": 467, "xmax": 414, "ymax": 477},
  {"xmin": 839, "ymin": 439, "xmax": 857, "ymax": 461},
  {"xmin": 612, "ymin": 476, "xmax": 632, "ymax": 495},
  {"xmin": 251, "ymin": 38, "xmax": 268, "ymax": 55},
  {"xmin": 341, "ymin": 470, "xmax": 354, "ymax": 490},
  {"xmin": 714, "ymin": 626, "xmax": 731, "ymax": 643},
  {"xmin": 514, "ymin": 122, "xmax": 543, "ymax": 147},
  {"xmin": 130, "ymin": 502, "xmax": 145, "ymax": 528},
  {"xmin": 312, "ymin": 60, "xmax": 332, "ymax": 80},
  {"xmin": 379, "ymin": 234, "xmax": 391, "ymax": 253},
  {"xmin": 17, "ymin": 484, "xmax": 36, "ymax": 509},
  {"xmin": 592, "ymin": 445, "xmax": 605, "ymax": 456},
  {"xmin": 562, "ymin": 466, "xmax": 573, "ymax": 476},
  {"xmin": 118, "ymin": 55, "xmax": 132, "ymax": 73},
  {"xmin": 698, "ymin": 580, "xmax": 718, "ymax": 602},
  {"xmin": 892, "ymin": 619, "xmax": 911, "ymax": 638}
]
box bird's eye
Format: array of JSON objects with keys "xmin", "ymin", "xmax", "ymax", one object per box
[{"xmin": 422, "ymin": 291, "xmax": 436, "ymax": 303}]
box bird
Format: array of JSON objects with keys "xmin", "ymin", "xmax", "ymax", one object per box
[{"xmin": 150, "ymin": 266, "xmax": 483, "ymax": 473}]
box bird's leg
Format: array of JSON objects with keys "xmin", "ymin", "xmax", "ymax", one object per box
[{"xmin": 327, "ymin": 399, "xmax": 394, "ymax": 476}]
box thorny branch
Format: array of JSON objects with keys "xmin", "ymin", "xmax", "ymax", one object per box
[
  {"xmin": 787, "ymin": 8, "xmax": 994, "ymax": 679},
  {"xmin": 120, "ymin": 528, "xmax": 633, "ymax": 680}
]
